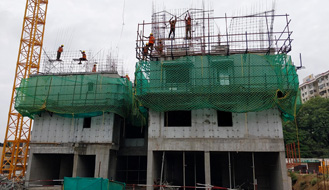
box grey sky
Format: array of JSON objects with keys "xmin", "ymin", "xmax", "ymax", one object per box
[{"xmin": 0, "ymin": 0, "xmax": 328, "ymax": 142}]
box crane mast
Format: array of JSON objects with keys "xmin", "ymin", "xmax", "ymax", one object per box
[{"xmin": 0, "ymin": 0, "xmax": 48, "ymax": 179}]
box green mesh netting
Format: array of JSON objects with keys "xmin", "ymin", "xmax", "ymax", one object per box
[
  {"xmin": 15, "ymin": 74, "xmax": 133, "ymax": 118},
  {"xmin": 64, "ymin": 177, "xmax": 125, "ymax": 190},
  {"xmin": 127, "ymin": 94, "xmax": 148, "ymax": 127},
  {"xmin": 135, "ymin": 54, "xmax": 300, "ymax": 120}
]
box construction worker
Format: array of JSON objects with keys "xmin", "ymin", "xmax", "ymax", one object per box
[
  {"xmin": 92, "ymin": 64, "xmax": 97, "ymax": 72},
  {"xmin": 125, "ymin": 74, "xmax": 130, "ymax": 81},
  {"xmin": 57, "ymin": 45, "xmax": 63, "ymax": 60},
  {"xmin": 79, "ymin": 50, "xmax": 87, "ymax": 64},
  {"xmin": 168, "ymin": 16, "xmax": 177, "ymax": 39},
  {"xmin": 142, "ymin": 43, "xmax": 149, "ymax": 60},
  {"xmin": 156, "ymin": 40, "xmax": 163, "ymax": 56},
  {"xmin": 145, "ymin": 33, "xmax": 155, "ymax": 54},
  {"xmin": 185, "ymin": 12, "xmax": 192, "ymax": 39}
]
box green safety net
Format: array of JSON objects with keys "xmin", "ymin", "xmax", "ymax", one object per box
[
  {"xmin": 109, "ymin": 180, "xmax": 126, "ymax": 190},
  {"xmin": 64, "ymin": 177, "xmax": 125, "ymax": 190},
  {"xmin": 135, "ymin": 54, "xmax": 301, "ymax": 120},
  {"xmin": 15, "ymin": 74, "xmax": 133, "ymax": 118}
]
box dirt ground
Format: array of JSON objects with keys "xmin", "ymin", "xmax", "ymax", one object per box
[{"xmin": 293, "ymin": 173, "xmax": 329, "ymax": 190}]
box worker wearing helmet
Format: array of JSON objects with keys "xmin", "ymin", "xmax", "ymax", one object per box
[
  {"xmin": 144, "ymin": 33, "xmax": 155, "ymax": 55},
  {"xmin": 79, "ymin": 50, "xmax": 87, "ymax": 64},
  {"xmin": 57, "ymin": 45, "xmax": 64, "ymax": 60},
  {"xmin": 148, "ymin": 33, "xmax": 155, "ymax": 48}
]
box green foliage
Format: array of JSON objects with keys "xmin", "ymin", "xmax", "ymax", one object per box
[
  {"xmin": 310, "ymin": 177, "xmax": 318, "ymax": 186},
  {"xmin": 300, "ymin": 181, "xmax": 307, "ymax": 190},
  {"xmin": 289, "ymin": 171, "xmax": 298, "ymax": 185},
  {"xmin": 283, "ymin": 96, "xmax": 329, "ymax": 158}
]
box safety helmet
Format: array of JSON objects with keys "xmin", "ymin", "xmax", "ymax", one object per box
[
  {"xmin": 150, "ymin": 33, "xmax": 153, "ymax": 35},
  {"xmin": 146, "ymin": 43, "xmax": 149, "ymax": 45},
  {"xmin": 61, "ymin": 45, "xmax": 64, "ymax": 47},
  {"xmin": 82, "ymin": 51, "xmax": 85, "ymax": 53}
]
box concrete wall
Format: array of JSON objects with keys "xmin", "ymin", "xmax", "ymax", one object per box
[
  {"xmin": 27, "ymin": 144, "xmax": 114, "ymax": 181},
  {"xmin": 26, "ymin": 112, "xmax": 122, "ymax": 182},
  {"xmin": 31, "ymin": 112, "xmax": 115, "ymax": 143},
  {"xmin": 148, "ymin": 108, "xmax": 284, "ymax": 152},
  {"xmin": 147, "ymin": 108, "xmax": 289, "ymax": 190}
]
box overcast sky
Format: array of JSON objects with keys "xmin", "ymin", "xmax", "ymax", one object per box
[{"xmin": 0, "ymin": 0, "xmax": 328, "ymax": 142}]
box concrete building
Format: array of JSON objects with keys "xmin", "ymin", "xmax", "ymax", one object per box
[
  {"xmin": 299, "ymin": 70, "xmax": 329, "ymax": 103},
  {"xmin": 17, "ymin": 71, "xmax": 132, "ymax": 186},
  {"xmin": 16, "ymin": 8, "xmax": 299, "ymax": 190},
  {"xmin": 132, "ymin": 8, "xmax": 298, "ymax": 190}
]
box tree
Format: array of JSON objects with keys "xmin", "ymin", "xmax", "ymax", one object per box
[{"xmin": 283, "ymin": 96, "xmax": 329, "ymax": 158}]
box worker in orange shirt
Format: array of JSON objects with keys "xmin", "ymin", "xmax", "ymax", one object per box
[
  {"xmin": 185, "ymin": 12, "xmax": 192, "ymax": 39},
  {"xmin": 79, "ymin": 50, "xmax": 87, "ymax": 64},
  {"xmin": 125, "ymin": 74, "xmax": 130, "ymax": 81},
  {"xmin": 168, "ymin": 16, "xmax": 177, "ymax": 39},
  {"xmin": 57, "ymin": 45, "xmax": 63, "ymax": 60},
  {"xmin": 145, "ymin": 33, "xmax": 155, "ymax": 54}
]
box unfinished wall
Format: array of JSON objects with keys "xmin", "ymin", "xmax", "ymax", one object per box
[
  {"xmin": 146, "ymin": 108, "xmax": 288, "ymax": 190},
  {"xmin": 148, "ymin": 108, "xmax": 284, "ymax": 152},
  {"xmin": 31, "ymin": 112, "xmax": 116, "ymax": 143},
  {"xmin": 26, "ymin": 112, "xmax": 123, "ymax": 183}
]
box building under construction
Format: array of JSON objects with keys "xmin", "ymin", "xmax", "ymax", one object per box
[{"xmin": 11, "ymin": 7, "xmax": 299, "ymax": 190}]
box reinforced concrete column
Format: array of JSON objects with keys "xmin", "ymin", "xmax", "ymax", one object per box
[
  {"xmin": 146, "ymin": 150, "xmax": 154, "ymax": 190},
  {"xmin": 277, "ymin": 151, "xmax": 289, "ymax": 190},
  {"xmin": 94, "ymin": 147, "xmax": 110, "ymax": 178},
  {"xmin": 25, "ymin": 149, "xmax": 35, "ymax": 186},
  {"xmin": 72, "ymin": 152, "xmax": 79, "ymax": 177},
  {"xmin": 204, "ymin": 151, "xmax": 211, "ymax": 186}
]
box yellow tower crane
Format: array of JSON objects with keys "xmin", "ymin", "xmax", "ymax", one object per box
[{"xmin": 0, "ymin": 0, "xmax": 48, "ymax": 179}]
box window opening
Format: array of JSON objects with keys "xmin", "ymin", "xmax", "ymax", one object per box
[
  {"xmin": 83, "ymin": 117, "xmax": 91, "ymax": 128},
  {"xmin": 164, "ymin": 111, "xmax": 191, "ymax": 127},
  {"xmin": 217, "ymin": 111, "xmax": 233, "ymax": 127}
]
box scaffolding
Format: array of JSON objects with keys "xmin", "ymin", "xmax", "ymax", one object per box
[
  {"xmin": 41, "ymin": 50, "xmax": 125, "ymax": 75},
  {"xmin": 136, "ymin": 8, "xmax": 292, "ymax": 60}
]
